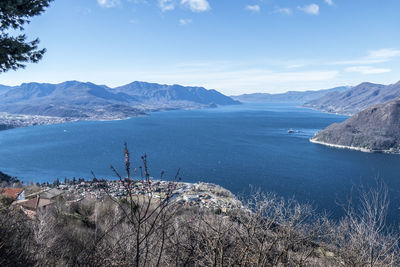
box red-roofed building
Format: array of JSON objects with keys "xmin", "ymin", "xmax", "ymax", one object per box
[{"xmin": 0, "ymin": 188, "xmax": 25, "ymax": 200}]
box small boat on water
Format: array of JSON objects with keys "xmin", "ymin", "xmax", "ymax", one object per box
[{"xmin": 288, "ymin": 129, "xmax": 294, "ymax": 133}]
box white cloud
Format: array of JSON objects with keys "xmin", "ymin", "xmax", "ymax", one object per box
[
  {"xmin": 245, "ymin": 5, "xmax": 260, "ymax": 13},
  {"xmin": 274, "ymin": 7, "xmax": 292, "ymax": 15},
  {"xmin": 119, "ymin": 62, "xmax": 339, "ymax": 94},
  {"xmin": 159, "ymin": 0, "xmax": 210, "ymax": 13},
  {"xmin": 325, "ymin": 0, "xmax": 333, "ymax": 6},
  {"xmin": 159, "ymin": 0, "xmax": 175, "ymax": 11},
  {"xmin": 299, "ymin": 4, "xmax": 319, "ymax": 15},
  {"xmin": 179, "ymin": 18, "xmax": 192, "ymax": 25},
  {"xmin": 128, "ymin": 0, "xmax": 148, "ymax": 3},
  {"xmin": 0, "ymin": 58, "xmax": 342, "ymax": 94},
  {"xmin": 330, "ymin": 48, "xmax": 400, "ymax": 65},
  {"xmin": 345, "ymin": 66, "xmax": 391, "ymax": 75},
  {"xmin": 286, "ymin": 64, "xmax": 305, "ymax": 69},
  {"xmin": 181, "ymin": 0, "xmax": 210, "ymax": 12},
  {"xmin": 368, "ymin": 48, "xmax": 400, "ymax": 60},
  {"xmin": 97, "ymin": 0, "xmax": 120, "ymax": 8}
]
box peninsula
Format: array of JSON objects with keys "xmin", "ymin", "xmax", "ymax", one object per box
[{"xmin": 311, "ymin": 97, "xmax": 400, "ymax": 153}]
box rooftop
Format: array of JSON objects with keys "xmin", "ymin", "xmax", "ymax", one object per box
[{"xmin": 0, "ymin": 188, "xmax": 24, "ymax": 199}]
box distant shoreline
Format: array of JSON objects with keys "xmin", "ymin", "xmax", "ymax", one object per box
[
  {"xmin": 310, "ymin": 138, "xmax": 400, "ymax": 154},
  {"xmin": 300, "ymin": 105, "xmax": 352, "ymax": 117},
  {"xmin": 0, "ymin": 105, "xmax": 218, "ymax": 132},
  {"xmin": 0, "ymin": 114, "xmax": 146, "ymax": 132}
]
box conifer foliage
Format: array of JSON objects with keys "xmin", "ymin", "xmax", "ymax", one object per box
[{"xmin": 0, "ymin": 0, "xmax": 53, "ymax": 73}]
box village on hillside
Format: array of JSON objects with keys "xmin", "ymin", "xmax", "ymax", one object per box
[{"xmin": 0, "ymin": 179, "xmax": 241, "ymax": 218}]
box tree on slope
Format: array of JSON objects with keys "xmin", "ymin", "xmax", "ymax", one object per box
[{"xmin": 0, "ymin": 0, "xmax": 53, "ymax": 73}]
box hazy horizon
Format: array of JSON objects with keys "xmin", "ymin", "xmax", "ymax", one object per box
[
  {"xmin": 1, "ymin": 0, "xmax": 399, "ymax": 94},
  {"xmin": 0, "ymin": 79, "xmax": 357, "ymax": 95}
]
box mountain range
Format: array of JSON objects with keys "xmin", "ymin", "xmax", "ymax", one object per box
[
  {"xmin": 231, "ymin": 86, "xmax": 350, "ymax": 104},
  {"xmin": 304, "ymin": 81, "xmax": 400, "ymax": 115},
  {"xmin": 311, "ymin": 97, "xmax": 400, "ymax": 153},
  {"xmin": 0, "ymin": 81, "xmax": 240, "ymax": 119}
]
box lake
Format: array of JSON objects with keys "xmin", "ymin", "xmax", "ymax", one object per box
[{"xmin": 1, "ymin": 103, "xmax": 399, "ymax": 222}]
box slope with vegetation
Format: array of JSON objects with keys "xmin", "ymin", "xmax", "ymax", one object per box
[
  {"xmin": 304, "ymin": 81, "xmax": 400, "ymax": 115},
  {"xmin": 0, "ymin": 171, "xmax": 20, "ymax": 186},
  {"xmin": 311, "ymin": 98, "xmax": 400, "ymax": 153},
  {"xmin": 232, "ymin": 86, "xmax": 349, "ymax": 104}
]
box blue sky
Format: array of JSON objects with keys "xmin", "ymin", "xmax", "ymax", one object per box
[{"xmin": 1, "ymin": 0, "xmax": 400, "ymax": 94}]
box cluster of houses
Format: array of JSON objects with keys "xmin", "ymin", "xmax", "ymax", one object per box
[
  {"xmin": 0, "ymin": 112, "xmax": 70, "ymax": 129},
  {"xmin": 57, "ymin": 179, "xmax": 241, "ymax": 212},
  {"xmin": 173, "ymin": 182, "xmax": 242, "ymax": 212},
  {"xmin": 1, "ymin": 180, "xmax": 241, "ymax": 216},
  {"xmin": 0, "ymin": 187, "xmax": 63, "ymax": 218},
  {"xmin": 57, "ymin": 179, "xmax": 241, "ymax": 211}
]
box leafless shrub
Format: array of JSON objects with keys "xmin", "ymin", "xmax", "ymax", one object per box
[
  {"xmin": 0, "ymin": 201, "xmax": 37, "ymax": 266},
  {"xmin": 84, "ymin": 143, "xmax": 182, "ymax": 266},
  {"xmin": 163, "ymin": 191, "xmax": 333, "ymax": 266},
  {"xmin": 32, "ymin": 199, "xmax": 97, "ymax": 266},
  {"xmin": 228, "ymin": 191, "xmax": 332, "ymax": 266},
  {"xmin": 2, "ymin": 145, "xmax": 399, "ymax": 266},
  {"xmin": 330, "ymin": 181, "xmax": 400, "ymax": 266}
]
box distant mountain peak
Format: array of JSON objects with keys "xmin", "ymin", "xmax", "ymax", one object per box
[
  {"xmin": 303, "ymin": 80, "xmax": 400, "ymax": 115},
  {"xmin": 0, "ymin": 80, "xmax": 239, "ymax": 119},
  {"xmin": 392, "ymin": 80, "xmax": 400, "ymax": 86},
  {"xmin": 231, "ymin": 86, "xmax": 349, "ymax": 104}
]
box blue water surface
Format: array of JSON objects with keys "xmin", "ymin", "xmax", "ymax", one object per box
[{"xmin": 1, "ymin": 103, "xmax": 399, "ymax": 222}]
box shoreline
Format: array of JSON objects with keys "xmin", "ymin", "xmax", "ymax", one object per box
[
  {"xmin": 300, "ymin": 105, "xmax": 352, "ymax": 117},
  {"xmin": 0, "ymin": 113, "xmax": 149, "ymax": 132},
  {"xmin": 310, "ymin": 138, "xmax": 400, "ymax": 154},
  {"xmin": 0, "ymin": 104, "xmax": 225, "ymax": 132}
]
